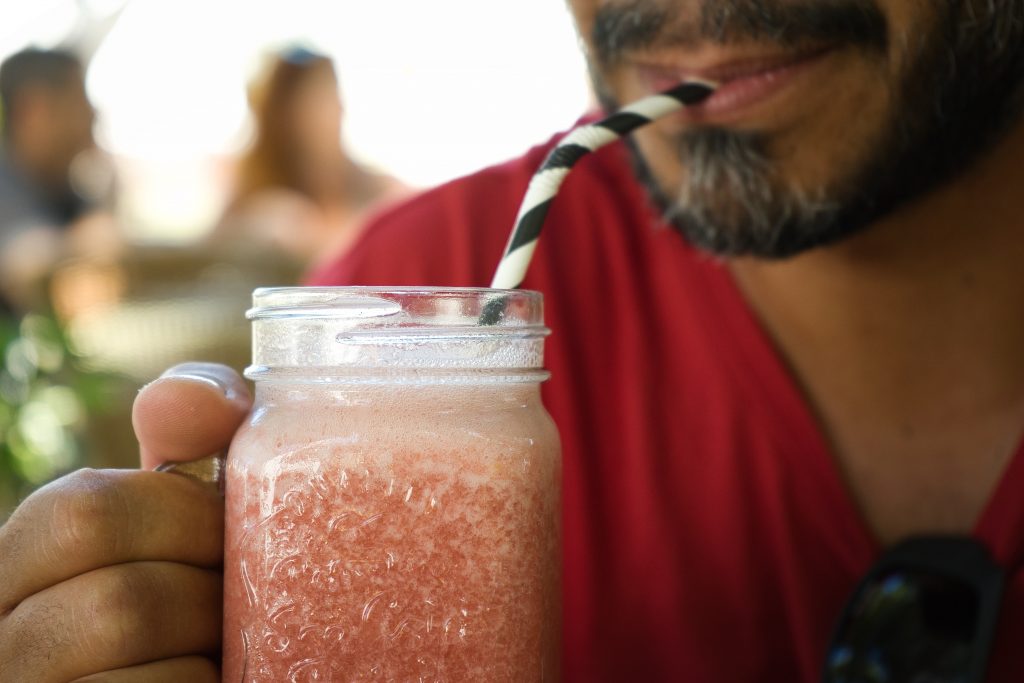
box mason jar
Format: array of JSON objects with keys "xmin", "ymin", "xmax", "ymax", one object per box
[{"xmin": 223, "ymin": 287, "xmax": 561, "ymax": 681}]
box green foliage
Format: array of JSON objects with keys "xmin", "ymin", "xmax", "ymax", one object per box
[{"xmin": 0, "ymin": 311, "xmax": 125, "ymax": 517}]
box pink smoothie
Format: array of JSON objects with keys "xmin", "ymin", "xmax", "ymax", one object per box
[{"xmin": 223, "ymin": 383, "xmax": 560, "ymax": 681}]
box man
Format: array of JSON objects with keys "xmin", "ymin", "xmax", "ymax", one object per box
[
  {"xmin": 0, "ymin": 48, "xmax": 103, "ymax": 310},
  {"xmin": 1, "ymin": 0, "xmax": 1023, "ymax": 680}
]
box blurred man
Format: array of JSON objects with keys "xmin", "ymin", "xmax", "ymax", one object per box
[
  {"xmin": 0, "ymin": 48, "xmax": 100, "ymax": 309},
  {"xmin": 1, "ymin": 1, "xmax": 1024, "ymax": 682}
]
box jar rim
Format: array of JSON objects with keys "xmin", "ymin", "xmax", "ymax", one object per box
[
  {"xmin": 247, "ymin": 287, "xmax": 550, "ymax": 375},
  {"xmin": 247, "ymin": 286, "xmax": 542, "ymax": 325}
]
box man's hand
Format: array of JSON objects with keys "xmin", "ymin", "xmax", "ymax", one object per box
[{"xmin": 0, "ymin": 363, "xmax": 251, "ymax": 682}]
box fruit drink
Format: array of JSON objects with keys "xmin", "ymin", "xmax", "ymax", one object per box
[{"xmin": 223, "ymin": 288, "xmax": 560, "ymax": 682}]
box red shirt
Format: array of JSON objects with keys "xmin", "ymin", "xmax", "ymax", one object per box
[{"xmin": 309, "ymin": 129, "xmax": 1024, "ymax": 682}]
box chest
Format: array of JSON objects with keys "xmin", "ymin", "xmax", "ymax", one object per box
[
  {"xmin": 548, "ymin": 328, "xmax": 1024, "ymax": 682},
  {"xmin": 824, "ymin": 413, "xmax": 1024, "ymax": 545}
]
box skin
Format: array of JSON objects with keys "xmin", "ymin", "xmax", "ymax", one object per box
[
  {"xmin": 0, "ymin": 67, "xmax": 104, "ymax": 310},
  {"xmin": 289, "ymin": 68, "xmax": 344, "ymax": 167},
  {"xmin": 730, "ymin": 124, "xmax": 1024, "ymax": 544},
  {"xmin": 2, "ymin": 0, "xmax": 1024, "ymax": 677},
  {"xmin": 7, "ymin": 69, "xmax": 96, "ymax": 194},
  {"xmin": 0, "ymin": 364, "xmax": 250, "ymax": 681},
  {"xmin": 570, "ymin": 0, "xmax": 1024, "ymax": 543}
]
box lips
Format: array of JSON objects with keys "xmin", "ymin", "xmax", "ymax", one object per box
[{"xmin": 630, "ymin": 46, "xmax": 834, "ymax": 121}]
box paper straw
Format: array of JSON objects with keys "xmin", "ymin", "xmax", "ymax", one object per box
[{"xmin": 480, "ymin": 79, "xmax": 716, "ymax": 325}]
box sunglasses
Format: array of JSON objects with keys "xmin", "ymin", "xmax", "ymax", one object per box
[{"xmin": 822, "ymin": 536, "xmax": 1005, "ymax": 683}]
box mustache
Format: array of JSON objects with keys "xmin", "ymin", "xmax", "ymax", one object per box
[{"xmin": 592, "ymin": 0, "xmax": 889, "ymax": 66}]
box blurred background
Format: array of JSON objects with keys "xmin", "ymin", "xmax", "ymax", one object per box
[{"xmin": 0, "ymin": 0, "xmax": 592, "ymax": 519}]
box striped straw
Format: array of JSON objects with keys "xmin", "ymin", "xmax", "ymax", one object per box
[{"xmin": 479, "ymin": 79, "xmax": 717, "ymax": 325}]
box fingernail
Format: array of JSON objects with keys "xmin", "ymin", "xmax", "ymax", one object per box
[{"xmin": 160, "ymin": 363, "xmax": 234, "ymax": 398}]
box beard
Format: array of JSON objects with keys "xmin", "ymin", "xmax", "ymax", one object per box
[{"xmin": 590, "ymin": 0, "xmax": 1024, "ymax": 258}]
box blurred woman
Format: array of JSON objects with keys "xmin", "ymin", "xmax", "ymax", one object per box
[{"xmin": 215, "ymin": 47, "xmax": 405, "ymax": 269}]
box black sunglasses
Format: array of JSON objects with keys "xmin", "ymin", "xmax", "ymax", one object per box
[{"xmin": 822, "ymin": 536, "xmax": 1005, "ymax": 683}]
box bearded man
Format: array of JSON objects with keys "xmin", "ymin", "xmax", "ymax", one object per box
[{"xmin": 1, "ymin": 2, "xmax": 1023, "ymax": 681}]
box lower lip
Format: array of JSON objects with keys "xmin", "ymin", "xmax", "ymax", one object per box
[{"xmin": 638, "ymin": 50, "xmax": 832, "ymax": 122}]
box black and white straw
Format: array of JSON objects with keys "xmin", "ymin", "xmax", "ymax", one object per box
[{"xmin": 488, "ymin": 79, "xmax": 717, "ymax": 292}]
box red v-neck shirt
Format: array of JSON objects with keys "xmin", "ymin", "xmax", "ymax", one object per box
[{"xmin": 308, "ymin": 127, "xmax": 1024, "ymax": 682}]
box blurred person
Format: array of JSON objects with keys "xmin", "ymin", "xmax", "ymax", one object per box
[
  {"xmin": 4, "ymin": 2, "xmax": 1024, "ymax": 683},
  {"xmin": 214, "ymin": 47, "xmax": 405, "ymax": 271},
  {"xmin": 0, "ymin": 48, "xmax": 116, "ymax": 312}
]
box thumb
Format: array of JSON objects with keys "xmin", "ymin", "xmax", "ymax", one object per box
[{"xmin": 133, "ymin": 362, "xmax": 251, "ymax": 471}]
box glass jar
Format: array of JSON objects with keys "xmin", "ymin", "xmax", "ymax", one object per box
[{"xmin": 223, "ymin": 287, "xmax": 561, "ymax": 682}]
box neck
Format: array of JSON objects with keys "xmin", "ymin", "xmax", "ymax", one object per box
[
  {"xmin": 729, "ymin": 120, "xmax": 1024, "ymax": 540},
  {"xmin": 5, "ymin": 136, "xmax": 67, "ymax": 196},
  {"xmin": 294, "ymin": 145, "xmax": 348, "ymax": 203},
  {"xmin": 732, "ymin": 119, "xmax": 1024, "ymax": 406}
]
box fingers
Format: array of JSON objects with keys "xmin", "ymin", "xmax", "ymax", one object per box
[
  {"xmin": 0, "ymin": 468, "xmax": 223, "ymax": 614},
  {"xmin": 72, "ymin": 656, "xmax": 219, "ymax": 682},
  {"xmin": 133, "ymin": 362, "xmax": 251, "ymax": 471},
  {"xmin": 0, "ymin": 562, "xmax": 221, "ymax": 683}
]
